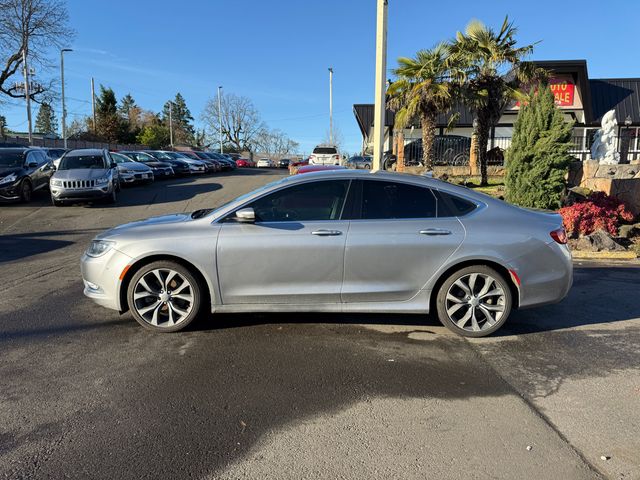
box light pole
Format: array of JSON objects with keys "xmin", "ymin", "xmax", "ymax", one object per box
[
  {"xmin": 60, "ymin": 48, "xmax": 72, "ymax": 148},
  {"xmin": 328, "ymin": 67, "xmax": 333, "ymax": 145},
  {"xmin": 218, "ymin": 86, "xmax": 223, "ymax": 154},
  {"xmin": 168, "ymin": 101, "xmax": 174, "ymax": 148},
  {"xmin": 372, "ymin": 0, "xmax": 388, "ymax": 171}
]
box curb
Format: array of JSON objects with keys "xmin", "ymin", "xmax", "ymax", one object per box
[{"xmin": 571, "ymin": 251, "xmax": 638, "ymax": 260}]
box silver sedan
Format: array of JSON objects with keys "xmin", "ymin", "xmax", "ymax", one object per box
[{"xmin": 80, "ymin": 170, "xmax": 572, "ymax": 337}]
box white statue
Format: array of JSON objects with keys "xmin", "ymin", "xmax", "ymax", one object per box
[{"xmin": 591, "ymin": 109, "xmax": 620, "ymax": 164}]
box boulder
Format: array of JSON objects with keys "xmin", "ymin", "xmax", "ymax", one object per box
[
  {"xmin": 618, "ymin": 224, "xmax": 638, "ymax": 239},
  {"xmin": 576, "ymin": 229, "xmax": 626, "ymax": 252}
]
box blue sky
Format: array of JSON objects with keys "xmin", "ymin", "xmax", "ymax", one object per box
[{"xmin": 2, "ymin": 0, "xmax": 639, "ymax": 154}]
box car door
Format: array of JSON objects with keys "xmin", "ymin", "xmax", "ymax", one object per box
[
  {"xmin": 25, "ymin": 151, "xmax": 48, "ymax": 190},
  {"xmin": 216, "ymin": 179, "xmax": 352, "ymax": 305},
  {"xmin": 341, "ymin": 179, "xmax": 465, "ymax": 303}
]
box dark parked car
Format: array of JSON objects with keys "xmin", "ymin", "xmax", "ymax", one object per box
[
  {"xmin": 120, "ymin": 151, "xmax": 174, "ymax": 178},
  {"xmin": 277, "ymin": 158, "xmax": 291, "ymax": 168},
  {"xmin": 0, "ymin": 147, "xmax": 54, "ymax": 203},
  {"xmin": 143, "ymin": 151, "xmax": 191, "ymax": 175}
]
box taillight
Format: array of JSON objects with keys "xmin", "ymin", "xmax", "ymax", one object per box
[
  {"xmin": 550, "ymin": 228, "xmax": 568, "ymax": 244},
  {"xmin": 333, "ymin": 155, "xmax": 340, "ymax": 159}
]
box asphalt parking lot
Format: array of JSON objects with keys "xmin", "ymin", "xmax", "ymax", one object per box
[{"xmin": 1, "ymin": 170, "xmax": 639, "ymax": 479}]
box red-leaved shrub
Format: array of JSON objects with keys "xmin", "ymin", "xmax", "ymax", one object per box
[{"xmin": 559, "ymin": 192, "xmax": 635, "ymax": 236}]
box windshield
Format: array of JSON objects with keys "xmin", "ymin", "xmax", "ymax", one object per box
[
  {"xmin": 123, "ymin": 151, "xmax": 155, "ymax": 162},
  {"xmin": 203, "ymin": 177, "xmax": 291, "ymax": 218},
  {"xmin": 111, "ymin": 153, "xmax": 129, "ymax": 164},
  {"xmin": 150, "ymin": 151, "xmax": 174, "ymax": 160},
  {"xmin": 59, "ymin": 154, "xmax": 107, "ymax": 170},
  {"xmin": 0, "ymin": 150, "xmax": 24, "ymax": 167}
]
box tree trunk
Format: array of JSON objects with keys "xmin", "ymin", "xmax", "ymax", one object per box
[
  {"xmin": 475, "ymin": 115, "xmax": 490, "ymax": 186},
  {"xmin": 421, "ymin": 113, "xmax": 437, "ymax": 171}
]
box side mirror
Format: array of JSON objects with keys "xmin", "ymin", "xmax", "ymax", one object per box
[
  {"xmin": 111, "ymin": 162, "xmax": 117, "ymax": 168},
  {"xmin": 27, "ymin": 161, "xmax": 38, "ymax": 168},
  {"xmin": 235, "ymin": 207, "xmax": 255, "ymax": 223}
]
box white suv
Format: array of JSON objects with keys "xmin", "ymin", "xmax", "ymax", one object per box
[{"xmin": 309, "ymin": 145, "xmax": 340, "ymax": 165}]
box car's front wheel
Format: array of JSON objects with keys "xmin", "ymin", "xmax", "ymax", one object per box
[
  {"xmin": 19, "ymin": 179, "xmax": 32, "ymax": 203},
  {"xmin": 436, "ymin": 265, "xmax": 512, "ymax": 337},
  {"xmin": 127, "ymin": 261, "xmax": 203, "ymax": 332}
]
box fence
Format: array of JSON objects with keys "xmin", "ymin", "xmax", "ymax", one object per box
[{"xmin": 0, "ymin": 135, "xmax": 148, "ymax": 151}]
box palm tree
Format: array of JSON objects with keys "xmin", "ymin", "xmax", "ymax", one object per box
[
  {"xmin": 387, "ymin": 43, "xmax": 460, "ymax": 170},
  {"xmin": 449, "ymin": 16, "xmax": 539, "ymax": 185}
]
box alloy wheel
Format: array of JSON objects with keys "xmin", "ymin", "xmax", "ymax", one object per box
[
  {"xmin": 444, "ymin": 273, "xmax": 506, "ymax": 333},
  {"xmin": 132, "ymin": 268, "xmax": 194, "ymax": 328}
]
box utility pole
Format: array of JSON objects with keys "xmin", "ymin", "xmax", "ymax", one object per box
[
  {"xmin": 328, "ymin": 67, "xmax": 333, "ymax": 145},
  {"xmin": 60, "ymin": 49, "xmax": 72, "ymax": 148},
  {"xmin": 217, "ymin": 86, "xmax": 223, "ymax": 154},
  {"xmin": 372, "ymin": 0, "xmax": 388, "ymax": 171},
  {"xmin": 22, "ymin": 49, "xmax": 33, "ymax": 144},
  {"xmin": 91, "ymin": 77, "xmax": 96, "ymax": 133},
  {"xmin": 168, "ymin": 101, "xmax": 174, "ymax": 148}
]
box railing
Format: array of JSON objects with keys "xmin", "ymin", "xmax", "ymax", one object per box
[{"xmin": 0, "ymin": 135, "xmax": 148, "ymax": 151}]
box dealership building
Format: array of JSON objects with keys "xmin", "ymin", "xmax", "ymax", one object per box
[{"xmin": 353, "ymin": 60, "xmax": 640, "ymax": 162}]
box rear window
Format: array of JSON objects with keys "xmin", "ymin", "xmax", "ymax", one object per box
[
  {"xmin": 313, "ymin": 147, "xmax": 337, "ymax": 154},
  {"xmin": 361, "ymin": 180, "xmax": 437, "ymax": 219},
  {"xmin": 435, "ymin": 190, "xmax": 478, "ymax": 217}
]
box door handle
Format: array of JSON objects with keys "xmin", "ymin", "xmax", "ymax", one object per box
[
  {"xmin": 419, "ymin": 228, "xmax": 452, "ymax": 236},
  {"xmin": 311, "ymin": 229, "xmax": 342, "ymax": 236}
]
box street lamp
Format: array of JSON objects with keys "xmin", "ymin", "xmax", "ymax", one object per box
[
  {"xmin": 60, "ymin": 48, "xmax": 72, "ymax": 149},
  {"xmin": 217, "ymin": 86, "xmax": 223, "ymax": 154}
]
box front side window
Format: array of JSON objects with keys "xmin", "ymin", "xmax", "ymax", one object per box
[
  {"xmin": 247, "ymin": 180, "xmax": 350, "ymax": 222},
  {"xmin": 361, "ymin": 180, "xmax": 437, "ymax": 220}
]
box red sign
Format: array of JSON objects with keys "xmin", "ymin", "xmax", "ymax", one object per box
[{"xmin": 549, "ymin": 78, "xmax": 575, "ymax": 106}]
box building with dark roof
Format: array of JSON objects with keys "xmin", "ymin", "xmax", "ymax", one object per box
[{"xmin": 353, "ymin": 60, "xmax": 640, "ymax": 161}]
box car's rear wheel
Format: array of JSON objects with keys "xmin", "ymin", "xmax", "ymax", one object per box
[
  {"xmin": 127, "ymin": 261, "xmax": 202, "ymax": 332},
  {"xmin": 19, "ymin": 179, "xmax": 32, "ymax": 203},
  {"xmin": 436, "ymin": 265, "xmax": 512, "ymax": 337}
]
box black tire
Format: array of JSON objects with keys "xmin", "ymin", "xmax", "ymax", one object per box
[
  {"xmin": 127, "ymin": 260, "xmax": 203, "ymax": 333},
  {"xmin": 364, "ymin": 164, "xmax": 371, "ymax": 169},
  {"xmin": 435, "ymin": 265, "xmax": 512, "ymax": 337},
  {"xmin": 105, "ymin": 187, "xmax": 117, "ymax": 204},
  {"xmin": 51, "ymin": 197, "xmax": 63, "ymax": 207},
  {"xmin": 19, "ymin": 179, "xmax": 32, "ymax": 203}
]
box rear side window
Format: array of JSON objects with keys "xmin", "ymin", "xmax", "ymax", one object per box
[
  {"xmin": 361, "ymin": 180, "xmax": 436, "ymax": 219},
  {"xmin": 313, "ymin": 147, "xmax": 337, "ymax": 154},
  {"xmin": 435, "ymin": 190, "xmax": 477, "ymax": 217}
]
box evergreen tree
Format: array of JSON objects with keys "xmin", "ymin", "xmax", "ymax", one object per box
[
  {"xmin": 94, "ymin": 85, "xmax": 121, "ymax": 142},
  {"xmin": 35, "ymin": 102, "xmax": 58, "ymax": 135},
  {"xmin": 118, "ymin": 93, "xmax": 137, "ymax": 117},
  {"xmin": 162, "ymin": 93, "xmax": 195, "ymax": 144},
  {"xmin": 0, "ymin": 114, "xmax": 7, "ymax": 138},
  {"xmin": 505, "ymin": 86, "xmax": 573, "ymax": 209}
]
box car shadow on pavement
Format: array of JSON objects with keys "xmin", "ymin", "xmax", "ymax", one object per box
[
  {"xmin": 110, "ymin": 177, "xmax": 223, "ymax": 208},
  {"xmin": 0, "ymin": 228, "xmax": 103, "ymax": 263}
]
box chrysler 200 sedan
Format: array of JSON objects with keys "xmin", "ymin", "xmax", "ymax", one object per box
[{"xmin": 80, "ymin": 170, "xmax": 572, "ymax": 337}]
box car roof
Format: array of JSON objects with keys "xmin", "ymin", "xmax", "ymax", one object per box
[{"xmin": 65, "ymin": 148, "xmax": 105, "ymax": 156}]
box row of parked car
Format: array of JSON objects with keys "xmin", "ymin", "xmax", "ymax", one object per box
[{"xmin": 0, "ymin": 146, "xmax": 247, "ymax": 206}]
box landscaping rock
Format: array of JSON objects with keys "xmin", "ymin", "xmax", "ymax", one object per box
[
  {"xmin": 576, "ymin": 229, "xmax": 626, "ymax": 252},
  {"xmin": 618, "ymin": 224, "xmax": 639, "ymax": 239}
]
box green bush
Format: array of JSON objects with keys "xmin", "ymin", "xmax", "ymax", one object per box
[{"xmin": 505, "ymin": 86, "xmax": 573, "ymax": 209}]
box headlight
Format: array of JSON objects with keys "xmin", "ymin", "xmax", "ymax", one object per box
[
  {"xmin": 51, "ymin": 179, "xmax": 62, "ymax": 187},
  {"xmin": 95, "ymin": 176, "xmax": 109, "ymax": 185},
  {"xmin": 0, "ymin": 173, "xmax": 17, "ymax": 185},
  {"xmin": 86, "ymin": 240, "xmax": 115, "ymax": 257}
]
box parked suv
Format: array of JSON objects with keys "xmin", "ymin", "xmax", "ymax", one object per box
[
  {"xmin": 0, "ymin": 147, "xmax": 54, "ymax": 203},
  {"xmin": 309, "ymin": 145, "xmax": 341, "ymax": 165},
  {"xmin": 50, "ymin": 149, "xmax": 120, "ymax": 206}
]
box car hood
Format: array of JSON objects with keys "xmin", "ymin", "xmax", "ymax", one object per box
[
  {"xmin": 119, "ymin": 161, "xmax": 151, "ymax": 172},
  {"xmin": 99, "ymin": 213, "xmax": 194, "ymax": 240},
  {"xmin": 143, "ymin": 161, "xmax": 172, "ymax": 168},
  {"xmin": 53, "ymin": 169, "xmax": 110, "ymax": 180},
  {"xmin": 0, "ymin": 166, "xmax": 23, "ymax": 178}
]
